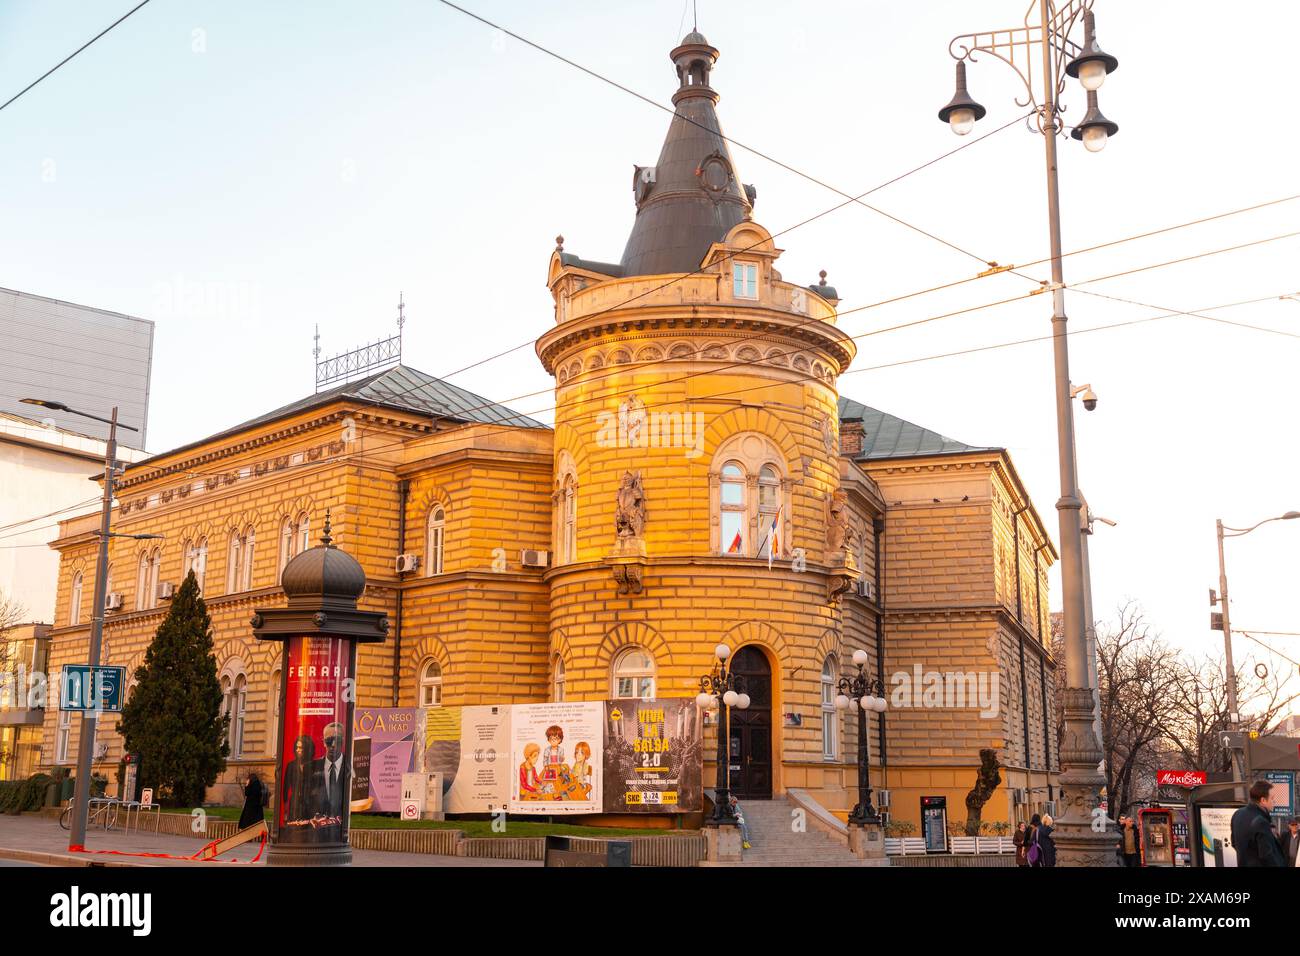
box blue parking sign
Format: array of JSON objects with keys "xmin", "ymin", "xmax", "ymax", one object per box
[{"xmin": 60, "ymin": 665, "xmax": 126, "ymax": 713}]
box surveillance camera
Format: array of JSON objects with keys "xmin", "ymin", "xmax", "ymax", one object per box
[
  {"xmin": 1094, "ymin": 516, "xmax": 1117, "ymax": 528},
  {"xmin": 1081, "ymin": 388, "xmax": 1098, "ymax": 411}
]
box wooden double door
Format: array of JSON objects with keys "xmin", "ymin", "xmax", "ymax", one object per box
[{"xmin": 726, "ymin": 646, "xmax": 772, "ymax": 800}]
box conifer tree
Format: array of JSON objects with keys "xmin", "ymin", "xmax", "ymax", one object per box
[{"xmin": 118, "ymin": 571, "xmax": 228, "ymax": 805}]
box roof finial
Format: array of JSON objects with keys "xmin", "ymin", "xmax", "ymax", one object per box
[
  {"xmin": 322, "ymin": 509, "xmax": 334, "ymax": 548},
  {"xmin": 397, "ymin": 292, "xmax": 405, "ymax": 333},
  {"xmin": 819, "ymin": 270, "xmax": 828, "ymax": 286},
  {"xmin": 555, "ymin": 234, "xmax": 565, "ymax": 252},
  {"xmin": 693, "ymin": 0, "xmax": 698, "ymax": 31}
]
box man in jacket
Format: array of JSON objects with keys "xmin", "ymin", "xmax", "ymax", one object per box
[
  {"xmin": 1280, "ymin": 817, "xmax": 1299, "ymax": 867},
  {"xmin": 1230, "ymin": 780, "xmax": 1287, "ymax": 867}
]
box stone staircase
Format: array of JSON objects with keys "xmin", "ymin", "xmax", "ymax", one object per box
[{"xmin": 732, "ymin": 798, "xmax": 888, "ymax": 867}]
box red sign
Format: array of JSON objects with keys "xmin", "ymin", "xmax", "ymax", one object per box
[
  {"xmin": 277, "ymin": 636, "xmax": 354, "ymax": 845},
  {"xmin": 1156, "ymin": 770, "xmax": 1206, "ymax": 787}
]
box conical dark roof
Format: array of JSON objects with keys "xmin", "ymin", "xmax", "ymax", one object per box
[{"xmin": 619, "ymin": 32, "xmax": 753, "ymax": 277}]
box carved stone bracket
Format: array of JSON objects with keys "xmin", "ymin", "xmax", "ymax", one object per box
[{"xmin": 824, "ymin": 552, "xmax": 854, "ymax": 604}]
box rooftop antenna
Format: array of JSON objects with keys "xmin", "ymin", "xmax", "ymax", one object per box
[{"xmin": 693, "ymin": 0, "xmax": 698, "ymax": 31}]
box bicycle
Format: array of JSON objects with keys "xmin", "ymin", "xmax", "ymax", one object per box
[{"xmin": 59, "ymin": 797, "xmax": 119, "ymax": 831}]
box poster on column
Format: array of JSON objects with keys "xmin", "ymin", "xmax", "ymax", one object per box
[
  {"xmin": 603, "ymin": 698, "xmax": 703, "ymax": 812},
  {"xmin": 350, "ymin": 707, "xmax": 423, "ymax": 813},
  {"xmin": 278, "ymin": 636, "xmax": 352, "ymax": 844},
  {"xmin": 425, "ymin": 705, "xmax": 511, "ymax": 813},
  {"xmin": 510, "ymin": 701, "xmax": 603, "ymax": 814}
]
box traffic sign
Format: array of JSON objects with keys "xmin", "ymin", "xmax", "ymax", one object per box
[{"xmin": 59, "ymin": 665, "xmax": 127, "ymax": 713}]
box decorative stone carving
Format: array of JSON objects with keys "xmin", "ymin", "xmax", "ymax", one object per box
[
  {"xmin": 611, "ymin": 562, "xmax": 644, "ymax": 596},
  {"xmin": 615, "ymin": 471, "xmax": 647, "ymax": 539},
  {"xmin": 826, "ymin": 490, "xmax": 848, "ymax": 554}
]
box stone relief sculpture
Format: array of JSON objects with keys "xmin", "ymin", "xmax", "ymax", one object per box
[
  {"xmin": 615, "ymin": 470, "xmax": 647, "ymax": 539},
  {"xmin": 826, "ymin": 489, "xmax": 848, "ymax": 553}
]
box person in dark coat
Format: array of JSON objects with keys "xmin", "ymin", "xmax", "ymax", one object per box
[
  {"xmin": 1231, "ymin": 780, "xmax": 1287, "ymax": 867},
  {"xmin": 238, "ymin": 772, "xmax": 265, "ymax": 830},
  {"xmin": 1014, "ymin": 822, "xmax": 1029, "ymax": 866},
  {"xmin": 1026, "ymin": 813, "xmax": 1043, "ymax": 866},
  {"xmin": 282, "ymin": 734, "xmax": 321, "ymax": 824},
  {"xmin": 1280, "ymin": 817, "xmax": 1299, "ymax": 867},
  {"xmin": 1118, "ymin": 814, "xmax": 1140, "ymax": 867},
  {"xmin": 1037, "ymin": 814, "xmax": 1057, "ymax": 867}
]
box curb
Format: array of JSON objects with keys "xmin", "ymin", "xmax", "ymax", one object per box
[{"xmin": 0, "ymin": 847, "xmax": 150, "ymax": 868}]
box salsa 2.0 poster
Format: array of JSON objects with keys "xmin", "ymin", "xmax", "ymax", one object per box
[
  {"xmin": 277, "ymin": 636, "xmax": 353, "ymax": 844},
  {"xmin": 603, "ymin": 698, "xmax": 702, "ymax": 813}
]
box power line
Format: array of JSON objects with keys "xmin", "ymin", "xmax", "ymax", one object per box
[{"xmin": 0, "ymin": 0, "xmax": 154, "ymax": 115}]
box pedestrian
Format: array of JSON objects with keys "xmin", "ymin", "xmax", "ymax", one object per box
[
  {"xmin": 1026, "ymin": 813, "xmax": 1043, "ymax": 866},
  {"xmin": 238, "ymin": 771, "xmax": 265, "ymax": 830},
  {"xmin": 1036, "ymin": 814, "xmax": 1057, "ymax": 867},
  {"xmin": 729, "ymin": 795, "xmax": 753, "ymax": 850},
  {"xmin": 1014, "ymin": 821, "xmax": 1029, "ymax": 866},
  {"xmin": 1119, "ymin": 814, "xmax": 1140, "ymax": 867},
  {"xmin": 1229, "ymin": 780, "xmax": 1287, "ymax": 867},
  {"xmin": 1281, "ymin": 817, "xmax": 1300, "ymax": 867}
]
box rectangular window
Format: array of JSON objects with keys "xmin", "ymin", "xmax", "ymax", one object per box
[
  {"xmin": 732, "ymin": 262, "xmax": 758, "ymax": 299},
  {"xmin": 822, "ymin": 712, "xmax": 835, "ymax": 760},
  {"xmin": 56, "ymin": 710, "xmax": 73, "ymax": 763}
]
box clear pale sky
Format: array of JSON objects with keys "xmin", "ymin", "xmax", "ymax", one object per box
[{"xmin": 1, "ymin": 1, "xmax": 1296, "ymax": 681}]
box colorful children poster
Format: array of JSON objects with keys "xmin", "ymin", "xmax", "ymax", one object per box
[{"xmin": 509, "ymin": 701, "xmax": 603, "ymax": 814}]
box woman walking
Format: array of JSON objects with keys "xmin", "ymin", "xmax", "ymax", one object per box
[{"xmin": 238, "ymin": 772, "xmax": 265, "ymax": 830}]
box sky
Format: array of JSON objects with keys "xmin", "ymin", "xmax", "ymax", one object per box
[{"xmin": 0, "ymin": 0, "xmax": 1296, "ymax": 683}]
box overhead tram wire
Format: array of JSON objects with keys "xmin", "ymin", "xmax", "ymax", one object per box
[
  {"xmin": 312, "ymin": 189, "xmax": 1300, "ymax": 445},
  {"xmin": 122, "ymin": 225, "xmax": 1300, "ymax": 490},
  {"xmin": 114, "ymin": 280, "xmax": 1300, "ymax": 504},
  {"xmin": 0, "ymin": 0, "xmax": 155, "ymax": 115}
]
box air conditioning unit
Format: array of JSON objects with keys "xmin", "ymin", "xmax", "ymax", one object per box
[
  {"xmin": 1012, "ymin": 788, "xmax": 1027, "ymax": 806},
  {"xmin": 395, "ymin": 553, "xmax": 421, "ymax": 574},
  {"xmin": 105, "ymin": 592, "xmax": 124, "ymax": 611},
  {"xmin": 876, "ymin": 789, "xmax": 891, "ymax": 809},
  {"xmin": 520, "ymin": 549, "xmax": 549, "ymax": 569},
  {"xmin": 93, "ymin": 741, "xmax": 109, "ymax": 759},
  {"xmin": 1044, "ymin": 800, "xmax": 1057, "ymax": 817},
  {"xmin": 157, "ymin": 581, "xmax": 176, "ymax": 602},
  {"xmin": 855, "ymin": 579, "xmax": 878, "ymax": 602}
]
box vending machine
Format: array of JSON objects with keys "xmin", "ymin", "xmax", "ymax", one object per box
[
  {"xmin": 1138, "ymin": 807, "xmax": 1176, "ymax": 867},
  {"xmin": 921, "ymin": 795, "xmax": 949, "ymax": 853}
]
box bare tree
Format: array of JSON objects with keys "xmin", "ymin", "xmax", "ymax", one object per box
[
  {"xmin": 1053, "ymin": 603, "xmax": 1183, "ymax": 816},
  {"xmin": 0, "ymin": 590, "xmax": 28, "ymax": 772},
  {"xmin": 1162, "ymin": 652, "xmax": 1298, "ymax": 773}
]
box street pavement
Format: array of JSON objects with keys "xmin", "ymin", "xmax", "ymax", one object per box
[{"xmin": 0, "ymin": 814, "xmax": 539, "ymax": 867}]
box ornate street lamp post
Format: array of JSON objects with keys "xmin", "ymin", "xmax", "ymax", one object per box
[
  {"xmin": 835, "ymin": 649, "xmax": 888, "ymax": 826},
  {"xmin": 696, "ymin": 643, "xmax": 749, "ymax": 825},
  {"xmin": 934, "ymin": 0, "xmax": 1120, "ymax": 866}
]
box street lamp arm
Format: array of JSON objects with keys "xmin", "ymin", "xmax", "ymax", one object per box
[
  {"xmin": 1221, "ymin": 512, "xmax": 1300, "ymax": 537},
  {"xmin": 947, "ymin": 0, "xmax": 1091, "ymax": 118},
  {"xmin": 20, "ymin": 397, "xmax": 139, "ymax": 432}
]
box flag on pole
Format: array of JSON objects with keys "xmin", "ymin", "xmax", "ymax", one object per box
[
  {"xmin": 726, "ymin": 528, "xmax": 743, "ymax": 554},
  {"xmin": 765, "ymin": 506, "xmax": 782, "ymax": 570}
]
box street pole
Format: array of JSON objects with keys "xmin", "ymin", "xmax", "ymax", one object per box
[
  {"xmin": 1036, "ymin": 0, "xmax": 1110, "ymax": 866},
  {"xmin": 69, "ymin": 407, "xmax": 118, "ymax": 851},
  {"xmin": 1215, "ymin": 518, "xmax": 1243, "ymax": 782}
]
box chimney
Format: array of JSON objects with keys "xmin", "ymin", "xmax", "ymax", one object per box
[{"xmin": 840, "ymin": 420, "xmax": 864, "ymax": 456}]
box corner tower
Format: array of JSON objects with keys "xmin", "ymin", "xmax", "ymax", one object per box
[{"xmin": 538, "ymin": 32, "xmax": 866, "ymax": 806}]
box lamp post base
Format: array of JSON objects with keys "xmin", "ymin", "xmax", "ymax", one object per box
[
  {"xmin": 704, "ymin": 824, "xmax": 744, "ymax": 863},
  {"xmin": 848, "ymin": 821, "xmax": 885, "ymax": 860},
  {"xmin": 1054, "ymin": 686, "xmax": 1116, "ymax": 868},
  {"xmin": 265, "ymin": 843, "xmax": 353, "ymax": 867}
]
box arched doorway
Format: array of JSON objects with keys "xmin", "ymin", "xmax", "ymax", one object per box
[{"xmin": 728, "ymin": 645, "xmax": 772, "ymax": 799}]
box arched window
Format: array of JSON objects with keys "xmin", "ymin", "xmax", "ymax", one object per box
[
  {"xmin": 227, "ymin": 530, "xmax": 243, "ymax": 594},
  {"xmin": 241, "ymin": 526, "xmax": 256, "ymax": 591},
  {"xmin": 757, "ymin": 465, "xmax": 781, "ymax": 559},
  {"xmin": 560, "ymin": 476, "xmax": 577, "ymax": 564},
  {"xmin": 221, "ymin": 672, "xmax": 247, "ymax": 757},
  {"xmin": 279, "ymin": 516, "xmax": 295, "ymax": 574},
  {"xmin": 183, "ymin": 537, "xmax": 207, "ymax": 591},
  {"xmin": 712, "ymin": 434, "xmax": 787, "ymax": 558},
  {"xmin": 269, "ymin": 668, "xmax": 281, "ymax": 749},
  {"xmin": 136, "ymin": 552, "xmax": 150, "ymax": 610},
  {"xmin": 296, "ymin": 513, "xmax": 311, "ymax": 555},
  {"xmin": 148, "ymin": 549, "xmax": 162, "ymax": 606},
  {"xmin": 720, "ymin": 462, "xmax": 746, "ymax": 554},
  {"xmin": 419, "ymin": 659, "xmax": 443, "ymax": 706},
  {"xmin": 552, "ymin": 655, "xmax": 566, "ymax": 702},
  {"xmin": 69, "ymin": 572, "xmax": 83, "ymax": 626},
  {"xmin": 611, "ymin": 647, "xmax": 656, "ymax": 700},
  {"xmin": 426, "ymin": 507, "xmax": 445, "ymax": 576},
  {"xmin": 821, "ymin": 655, "xmax": 838, "ymax": 760}
]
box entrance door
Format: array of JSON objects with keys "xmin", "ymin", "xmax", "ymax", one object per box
[{"xmin": 727, "ymin": 645, "xmax": 772, "ymax": 799}]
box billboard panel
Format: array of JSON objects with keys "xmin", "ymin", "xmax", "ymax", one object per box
[{"xmin": 603, "ymin": 698, "xmax": 702, "ymax": 813}]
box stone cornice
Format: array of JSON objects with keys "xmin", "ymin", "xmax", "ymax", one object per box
[
  {"xmin": 395, "ymin": 446, "xmax": 552, "ymax": 477},
  {"xmin": 535, "ymin": 306, "xmax": 856, "ymax": 375}
]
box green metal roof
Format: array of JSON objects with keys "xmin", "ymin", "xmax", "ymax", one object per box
[{"xmin": 837, "ymin": 396, "xmax": 999, "ymax": 461}]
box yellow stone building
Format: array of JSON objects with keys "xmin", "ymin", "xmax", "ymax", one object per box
[{"xmin": 39, "ymin": 31, "xmax": 1058, "ymax": 830}]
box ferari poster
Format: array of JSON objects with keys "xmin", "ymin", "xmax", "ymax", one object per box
[{"xmin": 277, "ymin": 636, "xmax": 353, "ymax": 844}]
